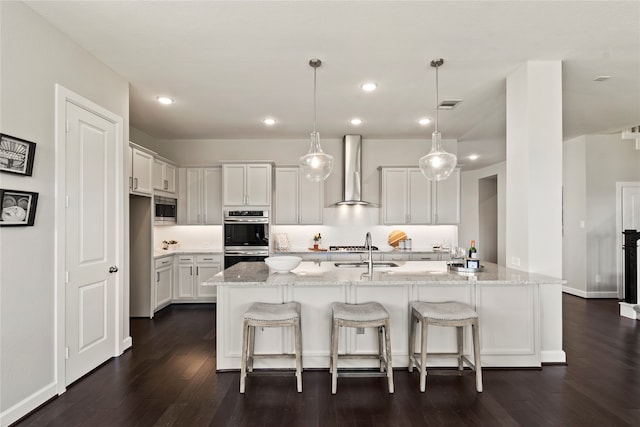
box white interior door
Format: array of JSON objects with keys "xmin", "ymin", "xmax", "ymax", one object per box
[
  {"xmin": 65, "ymin": 101, "xmax": 117, "ymax": 385},
  {"xmin": 616, "ymin": 183, "xmax": 640, "ymax": 298}
]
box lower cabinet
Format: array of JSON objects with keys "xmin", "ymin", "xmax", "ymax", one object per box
[
  {"xmin": 154, "ymin": 257, "xmax": 173, "ymax": 311},
  {"xmin": 174, "ymin": 253, "xmax": 221, "ymax": 303}
]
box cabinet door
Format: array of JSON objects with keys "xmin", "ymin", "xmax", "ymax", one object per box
[
  {"xmin": 203, "ymin": 167, "xmax": 222, "ymax": 224},
  {"xmin": 299, "ymin": 171, "xmax": 323, "ymax": 224},
  {"xmin": 164, "ymin": 163, "xmax": 177, "ymax": 193},
  {"xmin": 131, "ymin": 148, "xmax": 153, "ymax": 196},
  {"xmin": 246, "ymin": 164, "xmax": 271, "ymax": 206},
  {"xmin": 176, "ymin": 264, "xmax": 195, "ymax": 299},
  {"xmin": 153, "ymin": 158, "xmax": 165, "ymax": 191},
  {"xmin": 223, "ymin": 164, "xmax": 246, "ymax": 205},
  {"xmin": 434, "ymin": 168, "xmax": 460, "ymax": 224},
  {"xmin": 381, "ymin": 168, "xmax": 408, "ymax": 224},
  {"xmin": 185, "ymin": 168, "xmax": 203, "ymax": 224},
  {"xmin": 275, "ymin": 167, "xmax": 299, "ymax": 224},
  {"xmin": 197, "ymin": 264, "xmax": 221, "ymax": 298},
  {"xmin": 408, "ymin": 169, "xmax": 432, "ymax": 224},
  {"xmin": 156, "ymin": 266, "xmax": 173, "ymax": 308}
]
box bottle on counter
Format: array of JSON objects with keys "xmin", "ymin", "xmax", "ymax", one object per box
[{"xmin": 468, "ymin": 240, "xmax": 477, "ymax": 259}]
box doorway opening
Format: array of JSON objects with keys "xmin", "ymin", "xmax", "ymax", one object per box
[{"xmin": 479, "ymin": 175, "xmax": 498, "ymax": 264}]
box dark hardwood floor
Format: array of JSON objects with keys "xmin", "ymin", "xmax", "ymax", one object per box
[{"xmin": 13, "ymin": 295, "xmax": 640, "ymax": 427}]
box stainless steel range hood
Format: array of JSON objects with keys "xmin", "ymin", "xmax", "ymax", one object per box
[{"xmin": 332, "ymin": 135, "xmax": 377, "ymax": 206}]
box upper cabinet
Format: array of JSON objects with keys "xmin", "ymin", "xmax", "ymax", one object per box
[
  {"xmin": 274, "ymin": 167, "xmax": 323, "ymax": 224},
  {"xmin": 153, "ymin": 156, "xmax": 177, "ymax": 195},
  {"xmin": 179, "ymin": 167, "xmax": 222, "ymax": 225},
  {"xmin": 129, "ymin": 143, "xmax": 154, "ymax": 197},
  {"xmin": 380, "ymin": 167, "xmax": 460, "ymax": 225},
  {"xmin": 433, "ymin": 168, "xmax": 460, "ymax": 224},
  {"xmin": 222, "ymin": 163, "xmax": 272, "ymax": 207}
]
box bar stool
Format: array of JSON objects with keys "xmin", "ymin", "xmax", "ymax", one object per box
[
  {"xmin": 330, "ymin": 302, "xmax": 394, "ymax": 394},
  {"xmin": 240, "ymin": 301, "xmax": 302, "ymax": 393},
  {"xmin": 408, "ymin": 301, "xmax": 483, "ymax": 393}
]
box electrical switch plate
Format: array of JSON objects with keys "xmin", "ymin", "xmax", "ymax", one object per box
[{"xmin": 356, "ymin": 327, "xmax": 365, "ymax": 334}]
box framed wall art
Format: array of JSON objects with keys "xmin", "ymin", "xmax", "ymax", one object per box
[
  {"xmin": 0, "ymin": 189, "xmax": 38, "ymax": 226},
  {"xmin": 0, "ymin": 133, "xmax": 37, "ymax": 176}
]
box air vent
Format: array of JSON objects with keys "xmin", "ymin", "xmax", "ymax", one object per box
[{"xmin": 438, "ymin": 99, "xmax": 462, "ymax": 110}]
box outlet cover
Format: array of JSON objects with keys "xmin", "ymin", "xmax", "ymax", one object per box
[{"xmin": 356, "ymin": 327, "xmax": 365, "ymax": 334}]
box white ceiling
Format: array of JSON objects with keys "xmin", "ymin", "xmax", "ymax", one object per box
[{"xmin": 25, "ymin": 0, "xmax": 640, "ymax": 170}]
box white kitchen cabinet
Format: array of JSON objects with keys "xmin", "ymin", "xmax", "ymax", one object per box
[
  {"xmin": 181, "ymin": 167, "xmax": 222, "ymax": 225},
  {"xmin": 222, "ymin": 163, "xmax": 272, "ymax": 206},
  {"xmin": 195, "ymin": 254, "xmax": 221, "ymax": 300},
  {"xmin": 176, "ymin": 255, "xmax": 196, "ymax": 300},
  {"xmin": 380, "ymin": 167, "xmax": 432, "ymax": 225},
  {"xmin": 174, "ymin": 253, "xmax": 221, "ymax": 302},
  {"xmin": 381, "ymin": 252, "xmax": 412, "ymax": 261},
  {"xmin": 274, "ymin": 167, "xmax": 323, "ymax": 224},
  {"xmin": 154, "ymin": 256, "xmax": 173, "ymax": 311},
  {"xmin": 433, "ymin": 168, "xmax": 461, "ymax": 224},
  {"xmin": 128, "ymin": 143, "xmax": 154, "ymax": 196},
  {"xmin": 153, "ymin": 156, "xmax": 177, "ymax": 195},
  {"xmin": 379, "ymin": 166, "xmax": 459, "ymax": 225}
]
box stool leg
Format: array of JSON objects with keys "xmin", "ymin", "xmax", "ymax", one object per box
[
  {"xmin": 331, "ymin": 320, "xmax": 340, "ymax": 394},
  {"xmin": 378, "ymin": 326, "xmax": 385, "ymax": 372},
  {"xmin": 472, "ymin": 320, "xmax": 483, "ymax": 392},
  {"xmin": 419, "ymin": 319, "xmax": 428, "ymax": 392},
  {"xmin": 384, "ymin": 320, "xmax": 394, "ymax": 394},
  {"xmin": 248, "ymin": 324, "xmax": 256, "ymax": 373},
  {"xmin": 457, "ymin": 326, "xmax": 464, "ymax": 375},
  {"xmin": 240, "ymin": 320, "xmax": 249, "ymax": 393},
  {"xmin": 294, "ymin": 319, "xmax": 303, "ymax": 393},
  {"xmin": 408, "ymin": 311, "xmax": 416, "ymax": 373}
]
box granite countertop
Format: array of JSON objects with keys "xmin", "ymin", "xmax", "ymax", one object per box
[
  {"xmin": 154, "ymin": 248, "xmax": 223, "ymax": 258},
  {"xmin": 273, "ymin": 248, "xmax": 443, "ymax": 254},
  {"xmin": 205, "ymin": 261, "xmax": 564, "ymax": 286}
]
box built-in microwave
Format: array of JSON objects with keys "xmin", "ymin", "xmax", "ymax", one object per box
[{"xmin": 154, "ymin": 196, "xmax": 177, "ymax": 224}]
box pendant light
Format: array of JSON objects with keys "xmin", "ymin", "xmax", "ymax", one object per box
[
  {"xmin": 419, "ymin": 58, "xmax": 457, "ymax": 181},
  {"xmin": 299, "ymin": 58, "xmax": 334, "ymax": 182}
]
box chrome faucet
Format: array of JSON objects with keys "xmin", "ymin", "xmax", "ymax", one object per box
[{"xmin": 364, "ymin": 232, "xmax": 373, "ymax": 276}]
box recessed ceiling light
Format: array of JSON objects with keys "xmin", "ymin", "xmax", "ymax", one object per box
[
  {"xmin": 361, "ymin": 82, "xmax": 377, "ymax": 92},
  {"xmin": 156, "ymin": 96, "xmax": 174, "ymax": 105},
  {"xmin": 418, "ymin": 118, "xmax": 431, "ymax": 125},
  {"xmin": 263, "ymin": 118, "xmax": 276, "ymax": 126},
  {"xmin": 593, "ymin": 75, "xmax": 611, "ymax": 82},
  {"xmin": 350, "ymin": 118, "xmax": 363, "ymax": 125},
  {"xmin": 468, "ymin": 154, "xmax": 479, "ymax": 161}
]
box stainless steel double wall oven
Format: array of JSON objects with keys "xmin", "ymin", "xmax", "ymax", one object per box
[{"xmin": 223, "ymin": 210, "xmax": 269, "ymax": 268}]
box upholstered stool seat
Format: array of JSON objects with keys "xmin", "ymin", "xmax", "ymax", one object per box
[
  {"xmin": 330, "ymin": 302, "xmax": 394, "ymax": 394},
  {"xmin": 240, "ymin": 301, "xmax": 302, "ymax": 393},
  {"xmin": 408, "ymin": 301, "xmax": 482, "ymax": 393}
]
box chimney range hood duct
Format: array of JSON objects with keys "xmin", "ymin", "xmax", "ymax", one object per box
[{"xmin": 333, "ymin": 135, "xmax": 377, "ymax": 206}]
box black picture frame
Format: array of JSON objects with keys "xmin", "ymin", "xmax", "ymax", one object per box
[
  {"xmin": 0, "ymin": 133, "xmax": 37, "ymax": 176},
  {"xmin": 0, "ymin": 189, "xmax": 38, "ymax": 226}
]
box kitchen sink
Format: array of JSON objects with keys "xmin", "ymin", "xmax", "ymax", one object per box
[{"xmin": 334, "ymin": 261, "xmax": 400, "ymax": 268}]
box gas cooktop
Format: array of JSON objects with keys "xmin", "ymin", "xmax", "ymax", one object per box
[{"xmin": 329, "ymin": 245, "xmax": 379, "ymax": 252}]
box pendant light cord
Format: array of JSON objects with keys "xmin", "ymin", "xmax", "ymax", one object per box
[
  {"xmin": 313, "ymin": 64, "xmax": 317, "ymax": 134},
  {"xmin": 434, "ymin": 63, "xmax": 439, "ymax": 134}
]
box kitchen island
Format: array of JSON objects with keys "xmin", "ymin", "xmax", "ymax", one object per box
[{"xmin": 206, "ymin": 261, "xmax": 565, "ymax": 371}]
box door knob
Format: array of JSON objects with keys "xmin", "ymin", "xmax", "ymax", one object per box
[{"xmin": 109, "ymin": 266, "xmax": 118, "ymax": 273}]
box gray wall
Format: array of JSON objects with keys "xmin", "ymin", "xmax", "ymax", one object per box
[
  {"xmin": 563, "ymin": 134, "xmax": 640, "ymax": 297},
  {"xmin": 0, "ymin": 2, "xmax": 129, "ymax": 423}
]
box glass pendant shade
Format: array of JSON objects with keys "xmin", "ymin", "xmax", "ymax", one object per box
[
  {"xmin": 299, "ymin": 131, "xmax": 333, "ymax": 182},
  {"xmin": 419, "ymin": 131, "xmax": 457, "ymax": 181}
]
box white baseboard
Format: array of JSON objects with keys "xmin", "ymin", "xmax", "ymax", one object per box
[
  {"xmin": 121, "ymin": 336, "xmax": 133, "ymax": 353},
  {"xmin": 619, "ymin": 302, "xmax": 639, "ymax": 320},
  {"xmin": 541, "ymin": 350, "xmax": 567, "ymax": 364},
  {"xmin": 562, "ymin": 286, "xmax": 619, "ymax": 299},
  {"xmin": 0, "ymin": 382, "xmax": 57, "ymax": 427}
]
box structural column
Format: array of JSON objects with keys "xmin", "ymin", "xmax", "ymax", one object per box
[{"xmin": 506, "ymin": 61, "xmax": 565, "ymax": 363}]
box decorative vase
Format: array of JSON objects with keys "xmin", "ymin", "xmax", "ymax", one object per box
[{"xmin": 313, "ymin": 243, "xmax": 319, "ymax": 250}]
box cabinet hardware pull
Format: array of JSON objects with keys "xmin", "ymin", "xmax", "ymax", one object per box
[
  {"xmin": 197, "ymin": 267, "xmax": 199, "ymax": 275},
  {"xmin": 157, "ymin": 272, "xmax": 160, "ymax": 282},
  {"xmin": 190, "ymin": 266, "xmax": 193, "ymax": 275},
  {"xmin": 134, "ymin": 177, "xmax": 138, "ymax": 189},
  {"xmin": 129, "ymin": 177, "xmax": 133, "ymax": 190}
]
